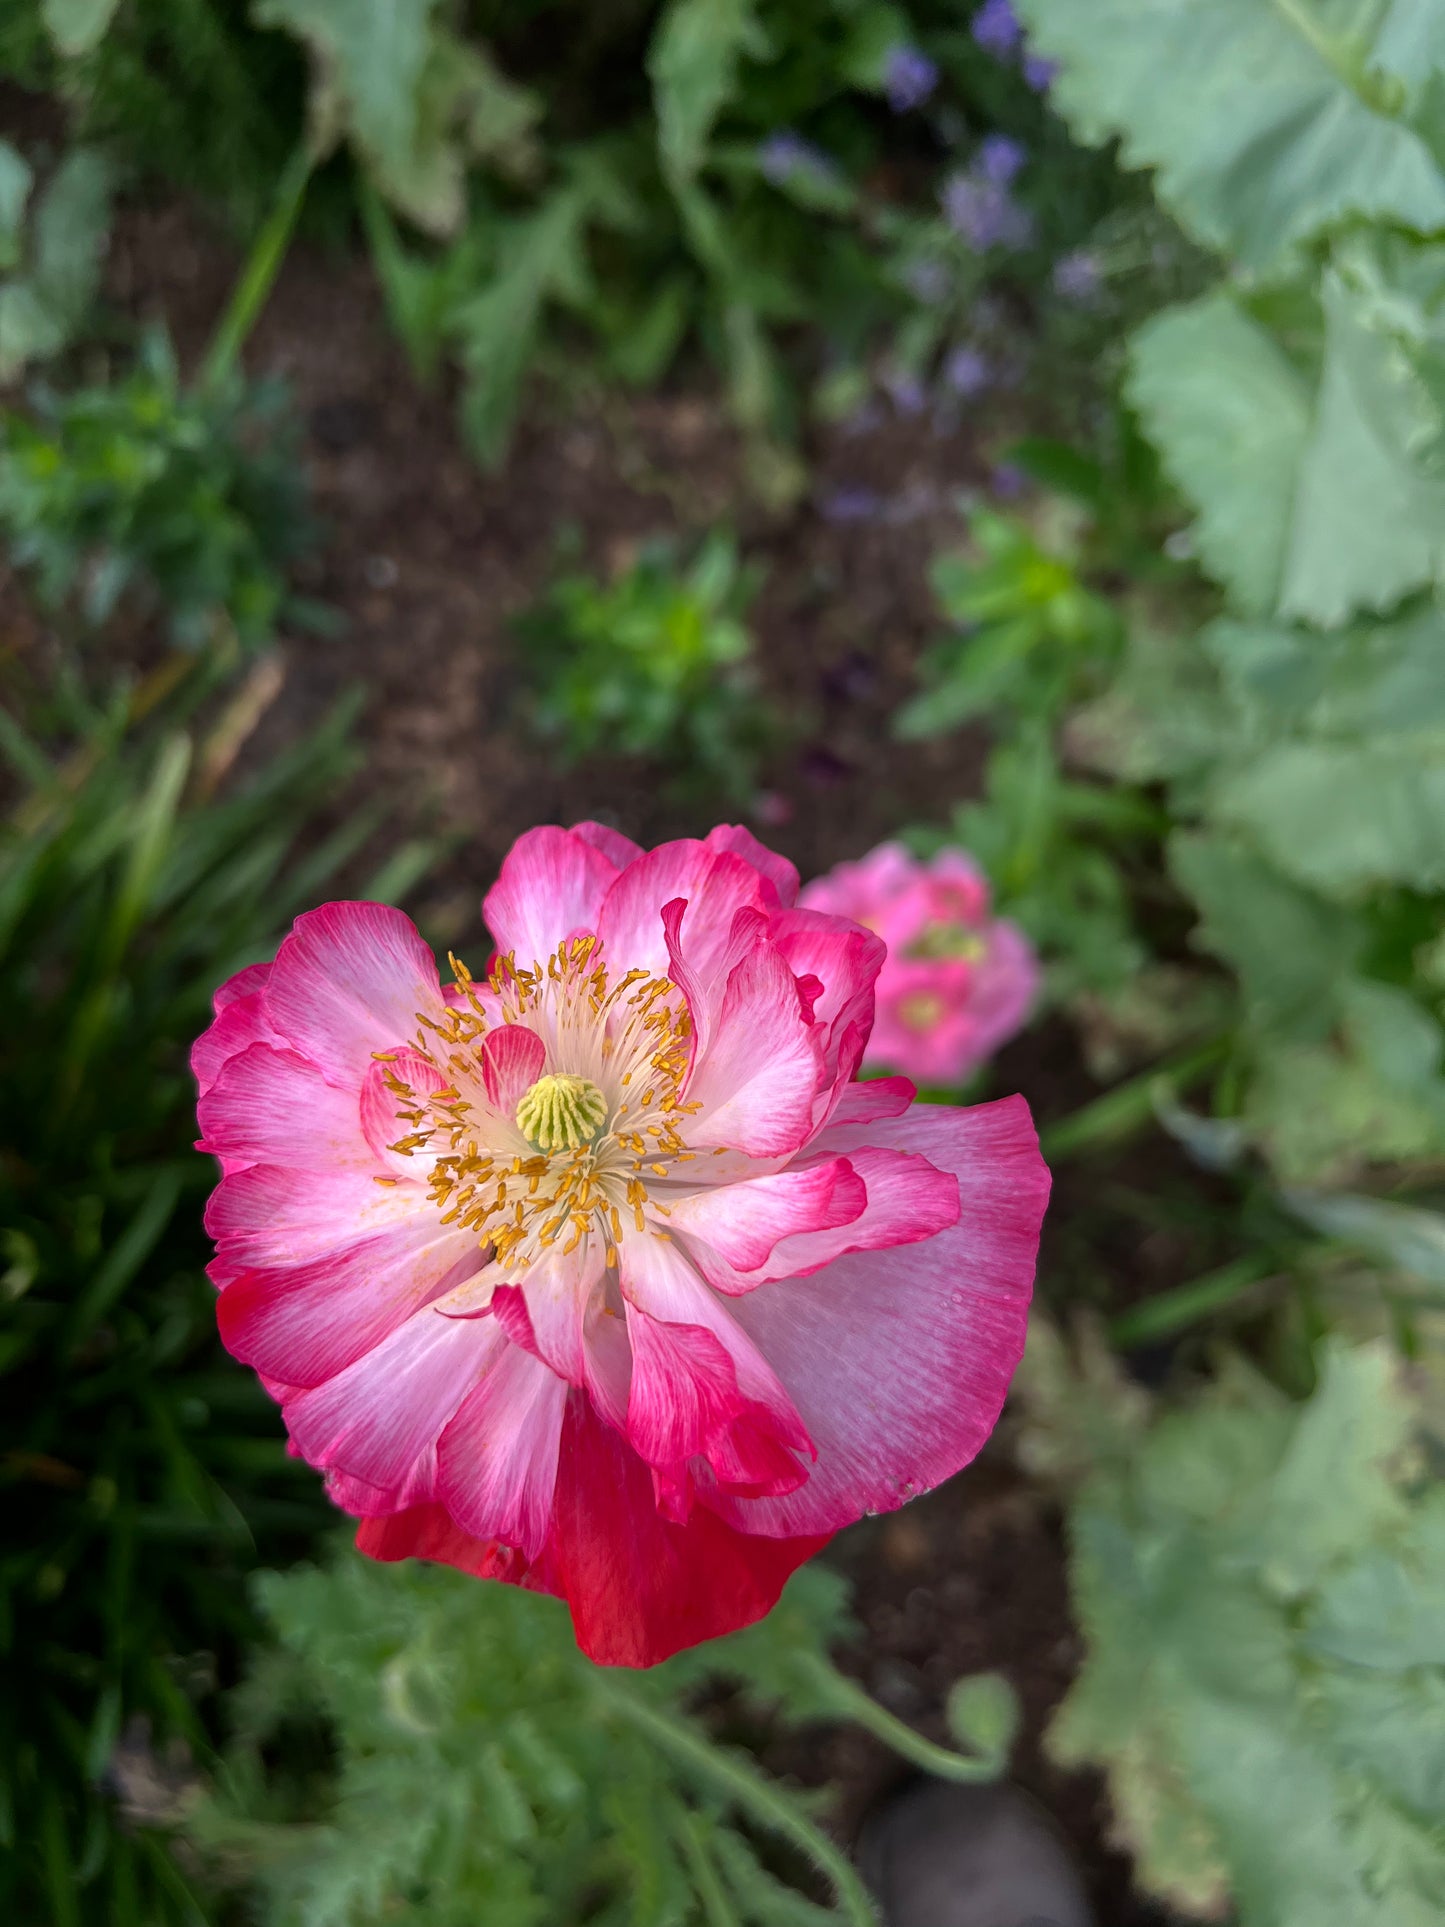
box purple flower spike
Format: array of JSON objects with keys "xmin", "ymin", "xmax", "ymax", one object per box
[
  {"xmin": 885, "ymin": 44, "xmax": 939, "ymax": 113},
  {"xmin": 943, "ymin": 346, "xmax": 991, "ymax": 398},
  {"xmin": 971, "ymin": 0, "xmax": 1023, "ymax": 57},
  {"xmin": 758, "ymin": 130, "xmax": 835, "ymax": 186},
  {"xmin": 942, "ymin": 173, "xmax": 1034, "ymax": 251},
  {"xmin": 977, "ymin": 134, "xmax": 1027, "ymax": 186},
  {"xmin": 819, "ymin": 485, "xmax": 884, "ymax": 523},
  {"xmin": 1023, "ymin": 52, "xmax": 1059, "ymax": 91}
]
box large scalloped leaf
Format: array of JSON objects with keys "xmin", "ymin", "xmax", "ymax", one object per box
[
  {"xmin": 1128, "ymin": 295, "xmax": 1311, "ymax": 617},
  {"xmin": 1016, "ymin": 0, "xmax": 1445, "ymax": 270},
  {"xmin": 1049, "ymin": 1341, "xmax": 1445, "ymax": 1923},
  {"xmin": 255, "ymin": 0, "xmax": 538, "ymax": 236},
  {"xmin": 1130, "ymin": 283, "xmax": 1445, "ymax": 625}
]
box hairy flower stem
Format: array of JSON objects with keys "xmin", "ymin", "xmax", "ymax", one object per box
[
  {"xmin": 596, "ymin": 1686, "xmax": 878, "ymax": 1926},
  {"xmin": 793, "ymin": 1654, "xmax": 1002, "ymax": 1782}
]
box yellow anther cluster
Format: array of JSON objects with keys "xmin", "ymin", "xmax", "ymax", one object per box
[{"xmin": 375, "ymin": 934, "xmax": 702, "ymax": 1270}]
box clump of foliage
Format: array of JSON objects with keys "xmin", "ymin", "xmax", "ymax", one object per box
[
  {"xmin": 515, "ymin": 531, "xmax": 776, "ymax": 802},
  {"xmin": 5, "ymin": 1, "xmax": 1135, "ymax": 464},
  {"xmin": 0, "ymin": 668, "xmax": 429, "ymax": 1927},
  {"xmin": 1, "ymin": 329, "xmax": 315, "ymax": 650},
  {"xmin": 0, "ymin": 138, "xmax": 112, "ymax": 381},
  {"xmin": 194, "ymin": 1548, "xmax": 1017, "ymax": 1927},
  {"xmin": 1020, "ymin": 1332, "xmax": 1445, "ymax": 1926}
]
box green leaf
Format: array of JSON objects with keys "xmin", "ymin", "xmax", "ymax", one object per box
[
  {"xmin": 40, "ymin": 0, "xmax": 121, "ymax": 57},
  {"xmin": 0, "ymin": 141, "xmax": 31, "ymax": 268},
  {"xmin": 1049, "ymin": 1339, "xmax": 1445, "ymax": 1923},
  {"xmin": 649, "ymin": 0, "xmax": 770, "ymax": 185},
  {"xmin": 1281, "ymin": 265, "xmax": 1445, "ymax": 624},
  {"xmin": 1128, "ymin": 294, "xmax": 1311, "ymax": 617},
  {"xmin": 1213, "ymin": 739, "xmax": 1445, "ymax": 898},
  {"xmin": 1017, "ymin": 0, "xmax": 1445, "ymax": 270},
  {"xmin": 1130, "ymin": 281, "xmax": 1445, "ymax": 624},
  {"xmin": 1168, "ymin": 832, "xmax": 1361, "ymax": 1038},
  {"xmin": 255, "ymin": 0, "xmax": 535, "ymax": 235}
]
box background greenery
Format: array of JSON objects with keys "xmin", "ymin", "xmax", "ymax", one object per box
[{"xmin": 3, "ymin": 1, "xmax": 1444, "ymax": 1923}]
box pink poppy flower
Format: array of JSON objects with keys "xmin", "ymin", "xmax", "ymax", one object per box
[
  {"xmin": 799, "ymin": 843, "xmax": 1038, "ymax": 1087},
  {"xmin": 194, "ymin": 824, "xmax": 1048, "ymax": 1666}
]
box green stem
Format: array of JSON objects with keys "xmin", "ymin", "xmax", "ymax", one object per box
[
  {"xmin": 201, "ymin": 142, "xmax": 312, "ymax": 389},
  {"xmin": 597, "ymin": 1687, "xmax": 876, "ymax": 1927},
  {"xmin": 795, "ymin": 1656, "xmax": 999, "ymax": 1783},
  {"xmin": 1039, "ymin": 1035, "xmax": 1228, "ymax": 1163},
  {"xmin": 1109, "ymin": 1250, "xmax": 1282, "ymax": 1348},
  {"xmin": 675, "ymin": 1811, "xmax": 744, "ymax": 1927}
]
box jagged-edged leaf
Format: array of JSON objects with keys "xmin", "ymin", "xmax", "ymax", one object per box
[
  {"xmin": 256, "ymin": 0, "xmax": 537, "ymax": 235},
  {"xmin": 1128, "ymin": 295, "xmax": 1311, "ymax": 616},
  {"xmin": 1168, "ymin": 833, "xmax": 1361, "ymax": 1038},
  {"xmin": 1131, "ymin": 283, "xmax": 1445, "ymax": 624},
  {"xmin": 0, "ymin": 147, "xmax": 111, "ymax": 381},
  {"xmin": 1213, "ymin": 740, "xmax": 1445, "ymax": 898},
  {"xmin": 1242, "ymin": 1340, "xmax": 1410, "ymax": 1593},
  {"xmin": 1049, "ymin": 1340, "xmax": 1445, "ymax": 1922},
  {"xmin": 1281, "ymin": 266, "xmax": 1445, "ymax": 624},
  {"xmin": 1016, "ymin": 0, "xmax": 1445, "ymax": 270},
  {"xmin": 41, "ymin": 0, "xmax": 121, "ymax": 57},
  {"xmin": 649, "ymin": 0, "xmax": 770, "ymax": 185}
]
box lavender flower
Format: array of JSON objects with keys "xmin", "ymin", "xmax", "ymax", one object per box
[
  {"xmin": 943, "ymin": 345, "xmax": 991, "ymax": 397},
  {"xmin": 971, "ymin": 0, "xmax": 1023, "ymax": 56},
  {"xmin": 758, "ymin": 131, "xmax": 835, "ymax": 187},
  {"xmin": 990, "ymin": 461, "xmax": 1029, "ymax": 499},
  {"xmin": 1053, "ymin": 249, "xmax": 1101, "ymax": 301},
  {"xmin": 881, "ymin": 366, "xmax": 928, "ymax": 416},
  {"xmin": 819, "ymin": 484, "xmax": 884, "ymax": 523},
  {"xmin": 977, "ymin": 133, "xmax": 1026, "ymax": 186},
  {"xmin": 941, "ymin": 171, "xmax": 1034, "ymax": 251},
  {"xmin": 1023, "ymin": 52, "xmax": 1058, "ymax": 91},
  {"xmin": 885, "ymin": 44, "xmax": 939, "ymax": 113}
]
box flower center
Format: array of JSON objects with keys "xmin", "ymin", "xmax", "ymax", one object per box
[
  {"xmin": 515, "ymin": 1072, "xmax": 608, "ymax": 1152},
  {"xmin": 899, "ymin": 990, "xmax": 946, "ymax": 1031},
  {"xmin": 378, "ymin": 937, "xmax": 704, "ymax": 1272},
  {"xmin": 907, "ymin": 924, "xmax": 985, "ymax": 962}
]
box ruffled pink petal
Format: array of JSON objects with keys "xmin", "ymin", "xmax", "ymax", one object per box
[
  {"xmin": 547, "ymin": 1395, "xmax": 829, "ymax": 1667},
  {"xmin": 570, "ymin": 820, "xmax": 646, "ymax": 870},
  {"xmin": 355, "ymin": 1504, "xmax": 548, "ymax": 1595},
  {"xmin": 197, "ymin": 1044, "xmax": 371, "ymax": 1174},
  {"xmin": 204, "ymin": 1160, "xmax": 429, "ymax": 1278},
  {"xmin": 215, "ymin": 960, "xmax": 273, "ymax": 1010},
  {"xmin": 262, "ymin": 903, "xmax": 444, "ymax": 1087},
  {"xmin": 663, "ymin": 1158, "xmax": 865, "ymax": 1274},
  {"xmin": 359, "ymin": 1047, "xmax": 449, "ymax": 1163},
  {"xmin": 192, "ymin": 967, "xmax": 283, "ymax": 1098},
  {"xmin": 283, "ymin": 1302, "xmax": 496, "ymax": 1494},
  {"xmin": 483, "ymin": 826, "xmax": 620, "ymax": 964},
  {"xmin": 703, "ymin": 825, "xmax": 800, "ymax": 907},
  {"xmin": 713, "ymin": 1095, "xmax": 1047, "ymax": 1536},
  {"xmin": 621, "ymin": 1234, "xmax": 811, "ymax": 1501},
  {"xmin": 828, "ymin": 1075, "xmax": 916, "ymax": 1126},
  {"xmin": 435, "ymin": 1339, "xmax": 568, "ymax": 1560},
  {"xmin": 489, "ymin": 1244, "xmax": 600, "ymax": 1384},
  {"xmin": 768, "ymin": 908, "xmax": 884, "ymax": 1117},
  {"xmin": 478, "ymin": 1023, "xmax": 546, "ymax": 1112},
  {"xmin": 217, "ymin": 1226, "xmax": 483, "ymax": 1387},
  {"xmin": 686, "ymin": 942, "xmax": 822, "ymax": 1157},
  {"xmin": 735, "ymin": 1145, "xmax": 959, "ymax": 1285},
  {"xmin": 597, "ymin": 841, "xmax": 776, "ymax": 983}
]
